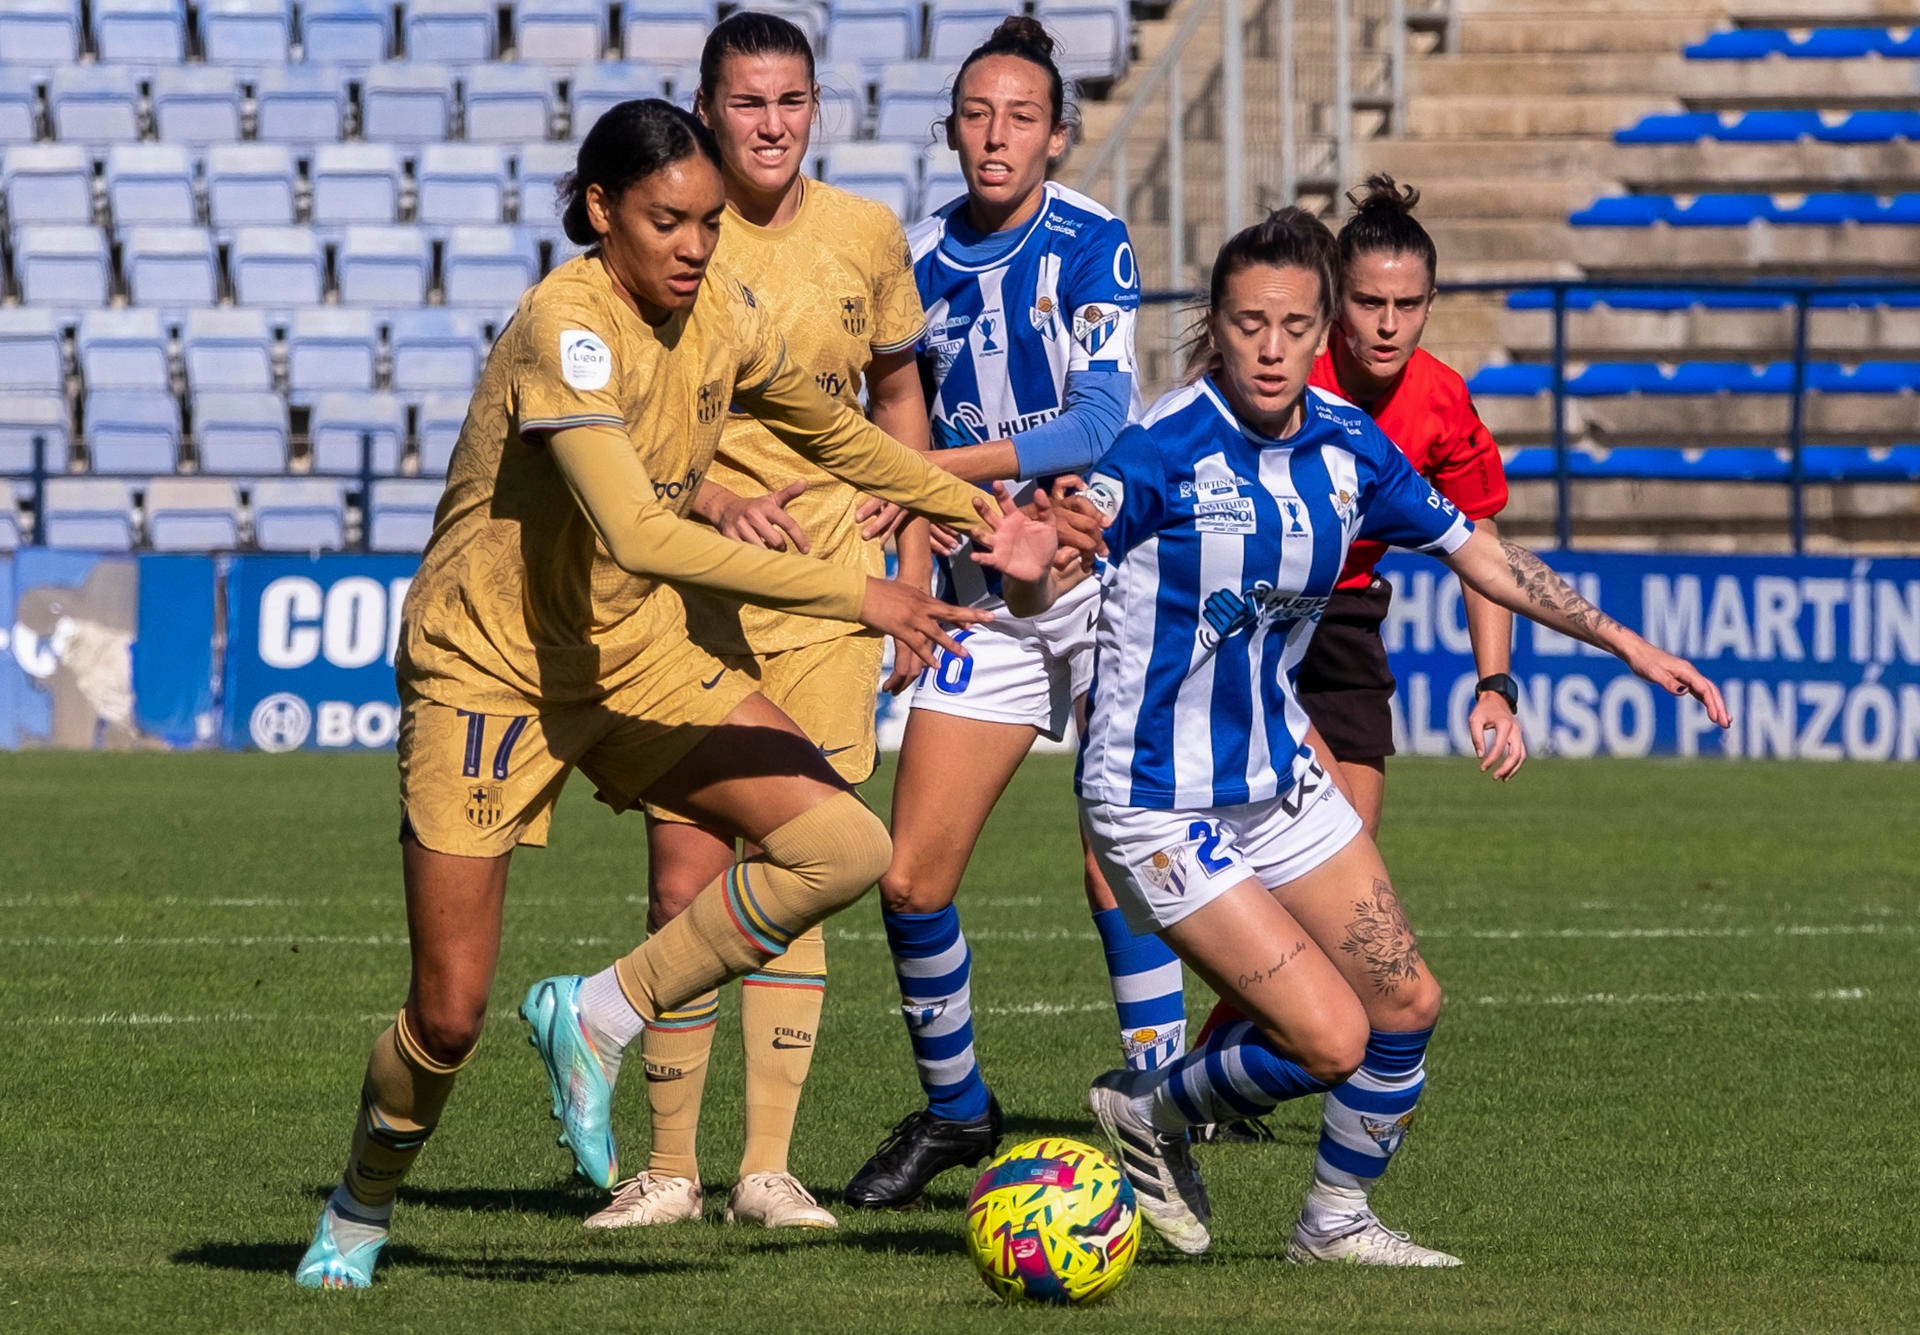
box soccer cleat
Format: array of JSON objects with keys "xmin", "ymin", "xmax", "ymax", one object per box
[
  {"xmin": 843, "ymin": 1094, "xmax": 1003, "ymax": 1209},
  {"xmin": 292, "ymin": 1198, "xmax": 388, "ymax": 1290},
  {"xmin": 727, "ymin": 1172, "xmax": 838, "ymax": 1229},
  {"xmin": 1195, "ymin": 1116, "xmax": 1276, "ymax": 1144},
  {"xmin": 583, "ymin": 1172, "xmax": 705, "ymax": 1228},
  {"xmin": 1087, "ymin": 1069, "xmax": 1211, "ymax": 1255},
  {"xmin": 1286, "ymin": 1210, "xmax": 1462, "ymax": 1267},
  {"xmin": 520, "ymin": 975, "xmax": 620, "ymax": 1190}
]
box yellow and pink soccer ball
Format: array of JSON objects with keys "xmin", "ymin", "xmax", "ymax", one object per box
[{"xmin": 964, "ymin": 1136, "xmax": 1140, "ymax": 1305}]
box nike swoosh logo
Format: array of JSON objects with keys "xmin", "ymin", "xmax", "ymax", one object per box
[
  {"xmin": 817, "ymin": 744, "xmax": 854, "ymax": 758},
  {"xmin": 771, "ymin": 1038, "xmax": 813, "ymax": 1049},
  {"xmin": 700, "ymin": 671, "xmax": 726, "ymax": 690}
]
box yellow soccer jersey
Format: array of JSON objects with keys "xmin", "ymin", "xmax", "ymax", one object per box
[{"xmin": 694, "ymin": 180, "xmax": 927, "ymax": 654}]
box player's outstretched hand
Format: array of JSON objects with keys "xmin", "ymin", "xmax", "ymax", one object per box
[
  {"xmin": 716, "ymin": 479, "xmax": 810, "ymax": 553},
  {"xmin": 970, "ymin": 488, "xmax": 1060, "ymax": 583},
  {"xmin": 1468, "ymin": 693, "xmax": 1527, "ymax": 781},
  {"xmin": 1043, "ymin": 475, "xmax": 1108, "ymax": 574},
  {"xmin": 857, "ymin": 496, "xmax": 907, "ymax": 542},
  {"xmin": 1625, "ymin": 642, "xmax": 1731, "ymax": 727},
  {"xmin": 859, "ymin": 577, "xmax": 990, "ymax": 675}
]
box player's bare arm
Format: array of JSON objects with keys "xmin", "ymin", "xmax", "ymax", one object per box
[{"xmin": 1458, "ymin": 515, "xmax": 1526, "ymax": 780}]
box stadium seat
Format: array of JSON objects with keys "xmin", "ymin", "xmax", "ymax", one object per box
[
  {"xmin": 1036, "ymin": 0, "xmax": 1129, "ymax": 83},
  {"xmin": 1773, "ymin": 192, "xmax": 1877, "ymax": 225},
  {"xmin": 568, "ymin": 62, "xmax": 667, "ymax": 139},
  {"xmin": 336, "ymin": 226, "xmax": 431, "ymax": 305},
  {"xmin": 1717, "ymin": 110, "xmax": 1824, "ymax": 143},
  {"xmin": 443, "ymin": 225, "xmax": 539, "ymax": 307},
  {"xmin": 229, "ymin": 226, "xmax": 325, "ymax": 306},
  {"xmin": 809, "ymin": 60, "xmax": 867, "ymax": 143},
  {"xmin": 77, "ymin": 308, "xmax": 168, "ymax": 389},
  {"xmin": 416, "ymin": 390, "xmax": 467, "ymax": 474},
  {"xmin": 253, "ymin": 66, "xmax": 348, "ymax": 145},
  {"xmin": 300, "ymin": 0, "xmax": 390, "ymax": 65},
  {"xmin": 311, "ymin": 142, "xmax": 403, "ymax": 225},
  {"xmin": 182, "ymin": 308, "xmax": 273, "ymax": 392},
  {"xmin": 927, "ymin": 0, "xmax": 1005, "ymax": 61},
  {"xmin": 825, "ymin": 0, "xmax": 919, "ymax": 70},
  {"xmin": 92, "ymin": 0, "xmax": 188, "ymax": 64},
  {"xmin": 1568, "ymin": 196, "xmax": 1675, "ymax": 227},
  {"xmin": 308, "ymin": 390, "xmax": 404, "ymax": 473},
  {"xmin": 515, "ymin": 0, "xmax": 607, "ymax": 65},
  {"xmin": 1802, "ymin": 445, "xmax": 1920, "ymax": 482},
  {"xmin": 515, "ymin": 141, "xmax": 576, "ymax": 226},
  {"xmin": 463, "ymin": 63, "xmax": 556, "ymax": 142},
  {"xmin": 1467, "ymin": 364, "xmax": 1552, "ymax": 396},
  {"xmin": 1655, "ymin": 362, "xmax": 1790, "ymax": 395},
  {"xmin": 250, "ymin": 476, "xmax": 347, "ymax": 550},
  {"xmin": 84, "ymin": 388, "xmax": 180, "ymax": 473},
  {"xmin": 105, "ymin": 144, "xmax": 197, "ymax": 227},
  {"xmin": 390, "ymin": 309, "xmax": 483, "ymax": 397},
  {"xmin": 0, "ymin": 0, "xmax": 82, "ymax": 66},
  {"xmin": 1673, "ymin": 194, "xmax": 1775, "ymax": 226},
  {"xmin": 287, "ymin": 307, "xmax": 379, "ymax": 398},
  {"xmin": 197, "ymin": 0, "xmax": 292, "ymax": 64},
  {"xmin": 824, "ymin": 140, "xmax": 917, "ymax": 218},
  {"xmin": 145, "ymin": 476, "xmax": 243, "ymax": 550},
  {"xmin": 1568, "ymin": 361, "xmax": 1660, "ymax": 396},
  {"xmin": 1600, "ymin": 448, "xmax": 1791, "ymax": 482},
  {"xmin": 1684, "ymin": 29, "xmax": 1789, "ymax": 60},
  {"xmin": 123, "ymin": 226, "xmax": 218, "ymax": 307},
  {"xmin": 403, "ymin": 0, "xmax": 495, "ymax": 63},
  {"xmin": 1816, "ymin": 361, "xmax": 1920, "ymax": 393},
  {"xmin": 0, "ymin": 392, "xmax": 70, "ymax": 473},
  {"xmin": 1814, "ymin": 110, "xmax": 1920, "ymax": 143},
  {"xmin": 151, "ymin": 67, "xmax": 244, "ymax": 146},
  {"xmin": 3, "ymin": 145, "xmax": 93, "ymax": 225},
  {"xmin": 0, "ymin": 69, "xmax": 36, "ymax": 144},
  {"xmin": 1789, "ymin": 27, "xmax": 1892, "ymax": 59},
  {"xmin": 1866, "ymin": 193, "xmax": 1920, "ymax": 224},
  {"xmin": 366, "ymin": 477, "xmax": 441, "ymax": 551},
  {"xmin": 361, "ymin": 63, "xmax": 455, "ymax": 144},
  {"xmin": 43, "ymin": 478, "xmax": 137, "ymax": 550},
  {"xmin": 0, "ymin": 309, "xmax": 64, "ymax": 394},
  {"xmin": 48, "ymin": 66, "xmax": 141, "ymax": 145},
  {"xmin": 749, "ymin": 0, "xmax": 825, "ymax": 47},
  {"xmin": 873, "ymin": 62, "xmax": 950, "ymax": 142},
  {"xmin": 619, "ymin": 0, "xmax": 716, "ymax": 69},
  {"xmin": 191, "ymin": 391, "xmax": 288, "ymax": 473},
  {"xmin": 416, "ymin": 143, "xmax": 510, "ymax": 225},
  {"xmin": 206, "ymin": 144, "xmax": 297, "ymax": 227},
  {"xmin": 1613, "ymin": 112, "xmax": 1720, "ymax": 145},
  {"xmin": 14, "ymin": 226, "xmax": 111, "ymax": 309}
]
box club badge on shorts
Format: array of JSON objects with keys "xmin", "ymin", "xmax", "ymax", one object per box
[{"xmin": 465, "ymin": 783, "xmax": 504, "ymax": 830}]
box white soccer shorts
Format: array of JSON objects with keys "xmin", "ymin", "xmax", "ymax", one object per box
[
  {"xmin": 905, "ymin": 576, "xmax": 1099, "ymax": 741},
  {"xmin": 1081, "ymin": 757, "xmax": 1364, "ymax": 935}
]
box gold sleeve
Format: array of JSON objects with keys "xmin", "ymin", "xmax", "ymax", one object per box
[
  {"xmin": 870, "ymin": 214, "xmax": 925, "ymax": 356},
  {"xmin": 547, "ymin": 424, "xmax": 867, "ymax": 621}
]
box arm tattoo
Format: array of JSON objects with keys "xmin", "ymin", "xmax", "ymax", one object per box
[
  {"xmin": 1338, "ymin": 878, "xmax": 1425, "ymax": 997},
  {"xmin": 1498, "ymin": 538, "xmax": 1623, "ymax": 645}
]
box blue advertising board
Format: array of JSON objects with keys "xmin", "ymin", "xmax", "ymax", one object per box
[{"xmin": 0, "ymin": 550, "xmax": 144, "ymax": 749}]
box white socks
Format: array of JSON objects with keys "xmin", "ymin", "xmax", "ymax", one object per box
[
  {"xmin": 578, "ymin": 966, "xmax": 646, "ymax": 1085},
  {"xmin": 326, "ymin": 1184, "xmax": 392, "ymax": 1250}
]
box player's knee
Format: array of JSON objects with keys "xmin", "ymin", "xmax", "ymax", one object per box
[
  {"xmin": 406, "ymin": 999, "xmax": 485, "ymax": 1067},
  {"xmin": 1373, "ymin": 971, "xmax": 1443, "ymax": 1033},
  {"xmin": 762, "ymin": 791, "xmax": 892, "ymax": 913},
  {"xmin": 646, "ymin": 873, "xmax": 706, "ymax": 928},
  {"xmin": 1293, "ymin": 1016, "xmax": 1368, "ymax": 1087}
]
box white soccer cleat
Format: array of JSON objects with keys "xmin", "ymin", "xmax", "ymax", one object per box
[
  {"xmin": 725, "ymin": 1172, "xmax": 838, "ymax": 1230},
  {"xmin": 1286, "ymin": 1210, "xmax": 1462, "ymax": 1267},
  {"xmin": 1086, "ymin": 1069, "xmax": 1211, "ymax": 1255},
  {"xmin": 582, "ymin": 1172, "xmax": 704, "ymax": 1229}
]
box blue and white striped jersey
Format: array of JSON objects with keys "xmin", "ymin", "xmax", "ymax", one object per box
[{"xmin": 1077, "ymin": 380, "xmax": 1475, "ymax": 810}]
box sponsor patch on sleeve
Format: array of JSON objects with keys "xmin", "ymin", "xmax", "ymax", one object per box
[
  {"xmin": 559, "ymin": 329, "xmax": 612, "ymax": 391},
  {"xmin": 1086, "ymin": 472, "xmax": 1125, "ymax": 522}
]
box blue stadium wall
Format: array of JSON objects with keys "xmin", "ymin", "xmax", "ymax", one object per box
[{"xmin": 3, "ymin": 551, "xmax": 1919, "ymax": 760}]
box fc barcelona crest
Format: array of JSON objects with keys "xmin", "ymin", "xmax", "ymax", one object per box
[
  {"xmin": 839, "ymin": 295, "xmax": 869, "ymax": 336},
  {"xmin": 697, "ymin": 379, "xmax": 724, "ymax": 424},
  {"xmin": 464, "ymin": 784, "xmax": 504, "ymax": 830}
]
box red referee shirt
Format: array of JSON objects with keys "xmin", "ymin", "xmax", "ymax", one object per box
[{"xmin": 1309, "ymin": 342, "xmax": 1509, "ymax": 590}]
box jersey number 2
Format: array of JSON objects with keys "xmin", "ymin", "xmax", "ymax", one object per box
[{"xmin": 1186, "ymin": 821, "xmax": 1232, "ymax": 875}]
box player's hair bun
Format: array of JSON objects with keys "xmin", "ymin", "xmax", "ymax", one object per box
[
  {"xmin": 989, "ymin": 14, "xmax": 1055, "ymax": 58},
  {"xmin": 949, "ymin": 15, "xmax": 1070, "ymax": 131},
  {"xmin": 1336, "ymin": 173, "xmax": 1437, "ymax": 284},
  {"xmin": 1346, "ymin": 174, "xmax": 1421, "ymax": 217}
]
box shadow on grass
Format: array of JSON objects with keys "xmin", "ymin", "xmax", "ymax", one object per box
[
  {"xmin": 173, "ymin": 1241, "xmax": 710, "ymax": 1282},
  {"xmin": 831, "ymin": 1224, "xmax": 971, "ymax": 1258},
  {"xmin": 304, "ymin": 1180, "xmax": 604, "ymax": 1220}
]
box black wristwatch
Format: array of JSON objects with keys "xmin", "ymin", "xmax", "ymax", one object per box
[{"xmin": 1475, "ymin": 672, "xmax": 1520, "ymax": 712}]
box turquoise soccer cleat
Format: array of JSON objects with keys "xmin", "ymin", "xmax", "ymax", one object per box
[
  {"xmin": 520, "ymin": 975, "xmax": 620, "ymax": 1189},
  {"xmin": 292, "ymin": 1199, "xmax": 387, "ymax": 1290}
]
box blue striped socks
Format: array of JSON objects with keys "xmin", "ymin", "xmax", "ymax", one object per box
[
  {"xmin": 1312, "ymin": 1027, "xmax": 1431, "ymax": 1196},
  {"xmin": 1143, "ymin": 1018, "xmax": 1331, "ymax": 1131},
  {"xmin": 1091, "ymin": 908, "xmax": 1188, "ymax": 1071},
  {"xmin": 883, "ymin": 907, "xmax": 991, "ymax": 1121}
]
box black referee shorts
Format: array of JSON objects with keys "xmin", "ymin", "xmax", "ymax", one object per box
[{"xmin": 1297, "ymin": 576, "xmax": 1396, "ymax": 762}]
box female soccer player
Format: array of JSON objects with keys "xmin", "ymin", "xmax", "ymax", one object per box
[
  {"xmin": 996, "ymin": 208, "xmax": 1727, "ymax": 1263},
  {"xmin": 842, "ymin": 17, "xmax": 1193, "ymax": 1210},
  {"xmin": 582, "ymin": 13, "xmax": 939, "ymax": 1234},
  {"xmin": 293, "ymin": 98, "xmax": 1042, "ymax": 1289}
]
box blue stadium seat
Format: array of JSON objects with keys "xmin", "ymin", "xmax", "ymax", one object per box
[
  {"xmin": 1569, "ymin": 195, "xmax": 1675, "ymax": 227},
  {"xmin": 463, "ymin": 63, "xmax": 556, "ymax": 142},
  {"xmin": 1597, "ymin": 287, "xmax": 1698, "ymax": 310},
  {"xmin": 254, "ymin": 66, "xmax": 347, "ymax": 145},
  {"xmin": 191, "ymin": 392, "xmax": 288, "ymax": 473},
  {"xmin": 1613, "ymin": 112, "xmax": 1720, "ymax": 145},
  {"xmin": 0, "ymin": 0, "xmax": 82, "ymax": 66},
  {"xmin": 230, "ymin": 226, "xmax": 325, "ymax": 306},
  {"xmin": 308, "ymin": 391, "xmax": 404, "ymax": 473},
  {"xmin": 123, "ymin": 225, "xmax": 218, "ymax": 307},
  {"xmin": 1717, "ymin": 110, "xmax": 1824, "ymax": 143},
  {"xmin": 1866, "ymin": 193, "xmax": 1920, "ymax": 224},
  {"xmin": 443, "ymin": 225, "xmax": 539, "ymax": 308},
  {"xmin": 390, "ymin": 309, "xmax": 483, "ymax": 397},
  {"xmin": 250, "ymin": 477, "xmax": 347, "ymax": 550},
  {"xmin": 1467, "ymin": 364, "xmax": 1552, "ymax": 396},
  {"xmin": 311, "ymin": 142, "xmax": 403, "ymax": 225},
  {"xmin": 361, "ymin": 63, "xmax": 455, "ymax": 143},
  {"xmin": 1503, "ymin": 287, "xmax": 1593, "ymax": 311},
  {"xmin": 1814, "ymin": 110, "xmax": 1920, "ymax": 143},
  {"xmin": 182, "ymin": 308, "xmax": 273, "ymax": 392},
  {"xmin": 1656, "ymin": 361, "xmax": 1787, "ymax": 394},
  {"xmin": 825, "ymin": 0, "xmax": 920, "ymax": 71},
  {"xmin": 1801, "ymin": 446, "xmax": 1920, "ymax": 482},
  {"xmin": 77, "ymin": 309, "xmax": 168, "ymax": 389},
  {"xmin": 1788, "ymin": 27, "xmax": 1893, "ymax": 59},
  {"xmin": 1569, "ymin": 361, "xmax": 1661, "ymax": 396},
  {"xmin": 416, "ymin": 390, "xmax": 467, "ymax": 474},
  {"xmin": 0, "ymin": 478, "xmax": 24, "ymax": 550},
  {"xmin": 206, "ymin": 143, "xmax": 297, "ymax": 227},
  {"xmin": 106, "ymin": 144, "xmax": 198, "ymax": 227},
  {"xmin": 151, "ymin": 67, "xmax": 244, "ymax": 146},
  {"xmin": 336, "ymin": 226, "xmax": 430, "ymax": 305},
  {"xmin": 1036, "ymin": 0, "xmax": 1129, "ymax": 83},
  {"xmin": 84, "ymin": 388, "xmax": 180, "ymax": 473},
  {"xmin": 751, "ymin": 0, "xmax": 825, "ymax": 48},
  {"xmin": 1888, "ymin": 30, "xmax": 1920, "ymax": 57},
  {"xmin": 874, "ymin": 62, "xmax": 950, "ymax": 142},
  {"xmin": 1499, "ymin": 447, "xmax": 1555, "ymax": 480},
  {"xmin": 145, "ymin": 476, "xmax": 243, "ymax": 550},
  {"xmin": 0, "ymin": 69, "xmax": 36, "ymax": 144},
  {"xmin": 824, "ymin": 140, "xmax": 917, "ymax": 218},
  {"xmin": 404, "ymin": 0, "xmax": 494, "ymax": 63},
  {"xmin": 1826, "ymin": 361, "xmax": 1920, "ymax": 393},
  {"xmin": 619, "ymin": 0, "xmax": 716, "ymax": 69},
  {"xmin": 515, "ymin": 141, "xmax": 576, "ymax": 226},
  {"xmin": 49, "ymin": 66, "xmax": 141, "ymax": 145},
  {"xmin": 0, "ymin": 392, "xmax": 70, "ymax": 473},
  {"xmin": 927, "ymin": 0, "xmax": 1005, "ymax": 62},
  {"xmin": 0, "ymin": 308, "xmax": 64, "ymax": 393},
  {"xmin": 921, "ymin": 143, "xmax": 965, "ymax": 209},
  {"xmin": 568, "ymin": 62, "xmax": 667, "ymax": 139},
  {"xmin": 1684, "ymin": 29, "xmax": 1789, "ymax": 60},
  {"xmin": 300, "ymin": 0, "xmax": 389, "ymax": 65},
  {"xmin": 92, "ymin": 0, "xmax": 187, "ymax": 64},
  {"xmin": 366, "ymin": 477, "xmax": 442, "ymax": 552},
  {"xmin": 515, "ymin": 0, "xmax": 607, "ymax": 65},
  {"xmin": 197, "ymin": 0, "xmax": 291, "ymax": 64},
  {"xmin": 43, "ymin": 478, "xmax": 136, "ymax": 550},
  {"xmin": 14, "ymin": 225, "xmax": 110, "ymax": 308},
  {"xmin": 1774, "ymin": 192, "xmax": 1877, "ymax": 224},
  {"xmin": 1582, "ymin": 447, "xmax": 1789, "ymax": 482},
  {"xmin": 1692, "ymin": 288, "xmax": 1793, "ymax": 309},
  {"xmin": 417, "ymin": 143, "xmax": 510, "ymax": 225},
  {"xmin": 287, "ymin": 307, "xmax": 379, "ymax": 398},
  {"xmin": 3, "ymin": 144, "xmax": 92, "ymax": 225},
  {"xmin": 1674, "ymin": 193, "xmax": 1776, "ymax": 226},
  {"xmin": 809, "ymin": 60, "xmax": 868, "ymax": 143}
]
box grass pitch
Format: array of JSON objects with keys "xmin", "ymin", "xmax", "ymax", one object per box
[{"xmin": 0, "ymin": 751, "xmax": 1915, "ymax": 1333}]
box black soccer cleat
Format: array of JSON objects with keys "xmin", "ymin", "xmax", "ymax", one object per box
[
  {"xmin": 1194, "ymin": 1116, "xmax": 1277, "ymax": 1144},
  {"xmin": 842, "ymin": 1094, "xmax": 1003, "ymax": 1209}
]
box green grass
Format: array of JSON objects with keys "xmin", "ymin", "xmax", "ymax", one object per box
[{"xmin": 0, "ymin": 752, "xmax": 1916, "ymax": 1333}]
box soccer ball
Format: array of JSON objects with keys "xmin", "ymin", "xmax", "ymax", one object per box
[{"xmin": 964, "ymin": 1136, "xmax": 1140, "ymax": 1305}]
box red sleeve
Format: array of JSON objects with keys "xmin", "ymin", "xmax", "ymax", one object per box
[{"xmin": 1423, "ymin": 377, "xmax": 1508, "ymax": 521}]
